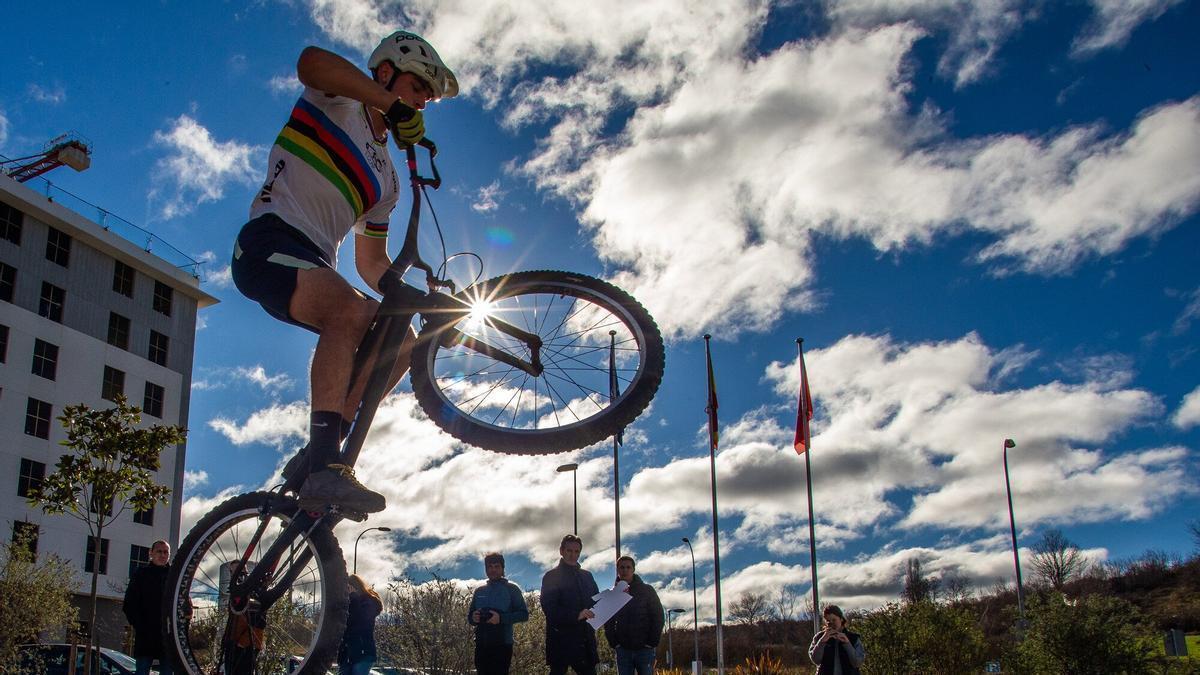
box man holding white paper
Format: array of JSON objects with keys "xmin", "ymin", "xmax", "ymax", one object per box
[{"xmin": 540, "ymin": 534, "xmax": 600, "ymax": 675}]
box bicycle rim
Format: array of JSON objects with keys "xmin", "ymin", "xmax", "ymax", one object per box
[
  {"xmin": 166, "ymin": 492, "xmax": 347, "ymax": 675},
  {"xmin": 412, "ymin": 270, "xmax": 664, "ymax": 454}
]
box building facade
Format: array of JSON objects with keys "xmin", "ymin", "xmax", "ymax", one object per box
[{"xmin": 0, "ymin": 173, "xmax": 217, "ymax": 648}]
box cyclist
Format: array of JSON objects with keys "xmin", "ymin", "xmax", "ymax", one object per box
[{"xmin": 231, "ymin": 30, "xmax": 458, "ymax": 514}]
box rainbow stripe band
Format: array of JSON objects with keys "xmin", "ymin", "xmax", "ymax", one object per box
[{"xmin": 276, "ymin": 98, "xmax": 382, "ymax": 218}]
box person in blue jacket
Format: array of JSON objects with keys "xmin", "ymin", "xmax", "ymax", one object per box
[{"xmin": 468, "ymin": 552, "xmax": 529, "ymax": 675}]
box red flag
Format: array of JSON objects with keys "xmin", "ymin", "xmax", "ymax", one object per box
[
  {"xmin": 705, "ymin": 336, "xmax": 719, "ymax": 451},
  {"xmin": 794, "ymin": 342, "xmax": 813, "ymax": 454}
]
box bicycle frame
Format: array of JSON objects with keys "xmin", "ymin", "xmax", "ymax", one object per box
[{"xmin": 226, "ymin": 139, "xmax": 543, "ymax": 612}]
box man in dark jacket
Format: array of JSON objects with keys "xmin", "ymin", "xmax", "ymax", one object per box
[
  {"xmin": 123, "ymin": 540, "xmax": 174, "ymax": 675},
  {"xmin": 468, "ymin": 552, "xmax": 529, "ymax": 675},
  {"xmin": 540, "ymin": 534, "xmax": 599, "ymax": 675},
  {"xmin": 603, "ymin": 556, "xmax": 664, "ymax": 675},
  {"xmin": 808, "ymin": 604, "xmax": 864, "ymax": 675}
]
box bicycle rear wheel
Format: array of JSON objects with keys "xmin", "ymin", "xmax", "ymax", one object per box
[
  {"xmin": 410, "ymin": 270, "xmax": 665, "ymax": 454},
  {"xmin": 164, "ymin": 491, "xmax": 348, "ymax": 675}
]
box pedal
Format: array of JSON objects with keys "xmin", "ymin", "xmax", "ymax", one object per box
[{"xmin": 335, "ymin": 506, "xmax": 369, "ymax": 522}]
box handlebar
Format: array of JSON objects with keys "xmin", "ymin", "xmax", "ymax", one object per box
[{"xmin": 379, "ymin": 137, "xmax": 455, "ymax": 297}]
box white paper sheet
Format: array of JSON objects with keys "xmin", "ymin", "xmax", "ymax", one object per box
[{"xmin": 586, "ymin": 579, "xmax": 632, "ymax": 630}]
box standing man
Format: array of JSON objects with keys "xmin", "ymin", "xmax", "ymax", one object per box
[
  {"xmin": 468, "ymin": 552, "xmax": 529, "ymax": 675},
  {"xmin": 123, "ymin": 540, "xmax": 174, "ymax": 675},
  {"xmin": 603, "ymin": 555, "xmax": 664, "ymax": 675},
  {"xmin": 540, "ymin": 534, "xmax": 600, "ymax": 675}
]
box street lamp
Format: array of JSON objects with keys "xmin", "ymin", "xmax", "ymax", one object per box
[
  {"xmin": 353, "ymin": 526, "xmax": 391, "ymax": 574},
  {"xmin": 682, "ymin": 537, "xmax": 700, "ymax": 675},
  {"xmin": 1002, "ymin": 438, "xmax": 1026, "ymax": 624},
  {"xmin": 666, "ymin": 608, "xmax": 684, "ymax": 668},
  {"xmin": 557, "ymin": 463, "xmax": 579, "ymax": 534}
]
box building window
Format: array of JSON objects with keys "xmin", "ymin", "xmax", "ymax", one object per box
[
  {"xmin": 25, "ymin": 398, "xmax": 52, "ymax": 439},
  {"xmin": 0, "ymin": 263, "xmax": 15, "ymax": 303},
  {"xmin": 129, "ymin": 544, "xmax": 151, "ymax": 577},
  {"xmin": 107, "ymin": 312, "xmax": 131, "ymax": 350},
  {"xmin": 101, "ymin": 366, "xmax": 125, "ymax": 402},
  {"xmin": 148, "ymin": 330, "xmax": 169, "ymax": 366},
  {"xmin": 38, "ymin": 282, "xmax": 65, "ymax": 322},
  {"xmin": 113, "ymin": 260, "xmax": 135, "ymax": 298},
  {"xmin": 31, "ymin": 339, "xmax": 59, "ymax": 380},
  {"xmin": 133, "ymin": 503, "xmax": 155, "ymax": 526},
  {"xmin": 84, "ymin": 536, "xmax": 110, "ymax": 575},
  {"xmin": 45, "ymin": 227, "xmax": 72, "ymax": 267},
  {"xmin": 152, "ymin": 281, "xmax": 173, "ymax": 316},
  {"xmin": 12, "ymin": 521, "xmax": 39, "ymax": 557},
  {"xmin": 18, "ymin": 458, "xmax": 47, "ymax": 498},
  {"xmin": 0, "ymin": 202, "xmax": 23, "ymax": 245},
  {"xmin": 143, "ymin": 382, "xmax": 165, "ymax": 419},
  {"xmin": 0, "ymin": 324, "xmax": 8, "ymax": 362}
]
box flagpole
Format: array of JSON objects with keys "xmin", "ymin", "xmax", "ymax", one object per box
[
  {"xmin": 703, "ymin": 334, "xmax": 725, "ymax": 674},
  {"xmin": 610, "ymin": 330, "xmax": 622, "ymax": 561},
  {"xmin": 798, "ymin": 338, "xmax": 820, "ymax": 634}
]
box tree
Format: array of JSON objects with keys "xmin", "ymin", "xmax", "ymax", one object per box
[
  {"xmin": 378, "ymin": 574, "xmax": 474, "ymax": 672},
  {"xmin": 771, "ymin": 586, "xmax": 799, "ymax": 622},
  {"xmin": 1005, "ymin": 591, "xmax": 1155, "ymax": 674},
  {"xmin": 1188, "ymin": 518, "xmax": 1200, "ymax": 554},
  {"xmin": 0, "ymin": 533, "xmax": 78, "ymax": 674},
  {"xmin": 856, "ymin": 599, "xmax": 987, "ymax": 675},
  {"xmin": 901, "ymin": 558, "xmax": 938, "ymax": 604},
  {"xmin": 28, "ymin": 395, "xmax": 186, "ymax": 673},
  {"xmin": 729, "ymin": 591, "xmax": 771, "ymax": 625},
  {"xmin": 1028, "ymin": 529, "xmax": 1087, "ymax": 590}
]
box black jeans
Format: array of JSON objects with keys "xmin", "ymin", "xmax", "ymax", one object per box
[{"xmin": 475, "ymin": 643, "xmax": 513, "ymax": 675}]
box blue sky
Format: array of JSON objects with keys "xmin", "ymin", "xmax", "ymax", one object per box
[{"xmin": 3, "ymin": 0, "xmax": 1199, "ymax": 620}]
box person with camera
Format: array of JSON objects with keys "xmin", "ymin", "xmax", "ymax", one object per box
[
  {"xmin": 808, "ymin": 604, "xmax": 865, "ymax": 674},
  {"xmin": 468, "ymin": 552, "xmax": 529, "ymax": 675}
]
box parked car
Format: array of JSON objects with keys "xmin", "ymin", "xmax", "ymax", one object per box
[{"xmin": 16, "ymin": 644, "xmax": 141, "ymax": 675}]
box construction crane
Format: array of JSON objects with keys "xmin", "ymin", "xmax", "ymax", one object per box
[{"xmin": 1, "ymin": 132, "xmax": 92, "ymax": 182}]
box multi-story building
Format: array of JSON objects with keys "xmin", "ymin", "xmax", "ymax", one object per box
[{"xmin": 0, "ymin": 173, "xmax": 217, "ymax": 648}]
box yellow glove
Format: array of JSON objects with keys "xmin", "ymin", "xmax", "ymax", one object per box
[{"xmin": 384, "ymin": 99, "xmax": 425, "ymax": 147}]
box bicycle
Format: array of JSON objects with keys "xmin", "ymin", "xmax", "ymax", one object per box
[{"xmin": 164, "ymin": 139, "xmax": 665, "ymax": 674}]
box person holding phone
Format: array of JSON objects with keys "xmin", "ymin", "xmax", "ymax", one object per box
[{"xmin": 808, "ymin": 604, "xmax": 864, "ymax": 674}]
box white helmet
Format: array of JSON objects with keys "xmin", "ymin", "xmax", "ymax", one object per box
[{"xmin": 369, "ymin": 30, "xmax": 458, "ymax": 100}]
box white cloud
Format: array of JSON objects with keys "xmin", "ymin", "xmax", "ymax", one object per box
[
  {"xmin": 193, "ymin": 364, "xmax": 294, "ymax": 393},
  {"xmin": 1072, "ymin": 0, "xmax": 1187, "ymax": 56},
  {"xmin": 267, "ymin": 74, "xmax": 303, "ymax": 97},
  {"xmin": 1172, "ymin": 286, "xmax": 1200, "ymax": 335},
  {"xmin": 197, "ymin": 250, "xmax": 233, "ymax": 288},
  {"xmin": 183, "ymin": 470, "xmax": 209, "ymax": 491},
  {"xmin": 149, "ymin": 115, "xmax": 263, "ymax": 219},
  {"xmin": 1173, "ymin": 386, "xmax": 1200, "ymax": 429},
  {"xmin": 208, "ymin": 399, "xmax": 308, "ymax": 446},
  {"xmin": 294, "ymin": 4, "xmax": 1200, "ymax": 340},
  {"xmin": 471, "ymin": 180, "xmax": 503, "ymax": 213},
  {"xmin": 27, "ymin": 83, "xmax": 66, "ymax": 104},
  {"xmin": 0, "ymin": 107, "xmax": 9, "ymax": 148},
  {"xmin": 762, "ymin": 333, "xmax": 1192, "ymax": 532}
]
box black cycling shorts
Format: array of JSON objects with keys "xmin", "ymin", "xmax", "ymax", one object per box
[{"xmin": 231, "ymin": 213, "xmax": 331, "ymax": 333}]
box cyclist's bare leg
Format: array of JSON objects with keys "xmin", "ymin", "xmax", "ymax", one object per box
[{"xmin": 289, "ymin": 267, "xmax": 376, "ymax": 415}]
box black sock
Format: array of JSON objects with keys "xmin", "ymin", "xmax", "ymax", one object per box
[{"xmin": 309, "ymin": 410, "xmax": 344, "ymax": 471}]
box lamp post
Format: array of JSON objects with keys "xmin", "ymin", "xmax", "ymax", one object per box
[
  {"xmin": 682, "ymin": 537, "xmax": 700, "ymax": 675},
  {"xmin": 666, "ymin": 608, "xmax": 684, "ymax": 668},
  {"xmin": 557, "ymin": 463, "xmax": 579, "ymax": 534},
  {"xmin": 1002, "ymin": 438, "xmax": 1026, "ymax": 624},
  {"xmin": 353, "ymin": 526, "xmax": 391, "ymax": 574}
]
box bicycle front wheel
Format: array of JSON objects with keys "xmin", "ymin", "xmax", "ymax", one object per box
[
  {"xmin": 411, "ymin": 270, "xmax": 665, "ymax": 454},
  {"xmin": 164, "ymin": 491, "xmax": 348, "ymax": 675}
]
